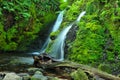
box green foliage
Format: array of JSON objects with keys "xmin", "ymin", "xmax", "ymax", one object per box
[
  {"xmin": 0, "ymin": 0, "xmax": 59, "ymax": 52},
  {"xmin": 98, "ymin": 64, "xmax": 112, "ymax": 73},
  {"xmin": 59, "ymin": 0, "xmax": 68, "ymax": 10},
  {"xmin": 50, "ymin": 31, "xmax": 60, "ymax": 40},
  {"xmin": 61, "ymin": 0, "xmax": 120, "ymax": 67},
  {"xmin": 86, "ymin": 0, "xmax": 99, "ymax": 15},
  {"xmin": 43, "ymin": 12, "xmax": 57, "ymax": 24},
  {"xmin": 70, "ymin": 68, "xmax": 88, "ymax": 80},
  {"xmin": 0, "ymin": 23, "xmax": 6, "ymax": 50},
  {"xmin": 64, "ymin": 1, "xmax": 85, "ymax": 22},
  {"xmin": 0, "ymin": 23, "xmax": 17, "ymax": 51}
]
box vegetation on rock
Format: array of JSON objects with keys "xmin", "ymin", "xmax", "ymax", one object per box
[
  {"xmin": 70, "ymin": 68, "xmax": 88, "ymax": 80},
  {"xmin": 0, "ymin": 0, "xmax": 120, "ymax": 78},
  {"xmin": 50, "ymin": 31, "xmax": 60, "ymax": 40},
  {"xmin": 0, "ymin": 0, "xmax": 59, "ymax": 52},
  {"xmin": 59, "ymin": 0, "xmax": 120, "ymax": 74}
]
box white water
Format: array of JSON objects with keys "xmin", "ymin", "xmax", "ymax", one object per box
[
  {"xmin": 32, "ymin": 11, "xmax": 64, "ymax": 55},
  {"xmin": 39, "ymin": 37, "xmax": 51, "ymax": 53},
  {"xmin": 76, "ymin": 11, "xmax": 86, "ymax": 22},
  {"xmin": 52, "ymin": 10, "xmax": 64, "ymax": 32},
  {"xmin": 49, "ymin": 11, "xmax": 86, "ymax": 61},
  {"xmin": 49, "ymin": 23, "xmax": 73, "ymax": 61}
]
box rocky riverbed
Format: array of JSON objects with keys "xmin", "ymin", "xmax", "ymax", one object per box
[
  {"xmin": 0, "ymin": 53, "xmax": 120, "ymax": 80},
  {"xmin": 0, "ymin": 53, "xmax": 68, "ymax": 80},
  {"xmin": 0, "ymin": 67, "xmax": 68, "ymax": 80}
]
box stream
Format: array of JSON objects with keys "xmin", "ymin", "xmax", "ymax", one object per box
[
  {"xmin": 0, "ymin": 11, "xmax": 86, "ymax": 73},
  {"xmin": 0, "ymin": 53, "xmax": 34, "ymax": 72}
]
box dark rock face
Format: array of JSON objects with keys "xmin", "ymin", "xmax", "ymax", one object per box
[
  {"xmin": 65, "ymin": 24, "xmax": 78, "ymax": 57},
  {"xmin": 66, "ymin": 24, "xmax": 78, "ymax": 42},
  {"xmin": 33, "ymin": 53, "xmax": 58, "ymax": 67},
  {"xmin": 28, "ymin": 22, "xmax": 55, "ymax": 52}
]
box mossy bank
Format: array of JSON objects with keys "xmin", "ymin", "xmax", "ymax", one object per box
[
  {"xmin": 59, "ymin": 0, "xmax": 120, "ymax": 74},
  {"xmin": 0, "ymin": 0, "xmax": 60, "ymax": 52}
]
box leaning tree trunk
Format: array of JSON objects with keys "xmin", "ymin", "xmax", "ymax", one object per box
[{"xmin": 33, "ymin": 54, "xmax": 120, "ymax": 80}]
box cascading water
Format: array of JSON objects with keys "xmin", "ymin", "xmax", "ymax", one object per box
[
  {"xmin": 52, "ymin": 10, "xmax": 64, "ymax": 32},
  {"xmin": 49, "ymin": 23, "xmax": 73, "ymax": 61},
  {"xmin": 49, "ymin": 11, "xmax": 86, "ymax": 61},
  {"xmin": 32, "ymin": 11, "xmax": 64, "ymax": 55},
  {"xmin": 76, "ymin": 11, "xmax": 86, "ymax": 22}
]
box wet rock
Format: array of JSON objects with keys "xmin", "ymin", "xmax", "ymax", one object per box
[
  {"xmin": 27, "ymin": 68, "xmax": 43, "ymax": 75},
  {"xmin": 17, "ymin": 73, "xmax": 30, "ymax": 80},
  {"xmin": 70, "ymin": 68, "xmax": 88, "ymax": 80},
  {"xmin": 3, "ymin": 73, "xmax": 22, "ymax": 80},
  {"xmin": 33, "ymin": 53, "xmax": 58, "ymax": 68},
  {"xmin": 0, "ymin": 72, "xmax": 6, "ymax": 80},
  {"xmin": 31, "ymin": 71, "xmax": 47, "ymax": 80}
]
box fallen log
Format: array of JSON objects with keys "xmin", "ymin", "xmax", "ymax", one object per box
[
  {"xmin": 33, "ymin": 54, "xmax": 120, "ymax": 80},
  {"xmin": 46, "ymin": 61, "xmax": 120, "ymax": 80}
]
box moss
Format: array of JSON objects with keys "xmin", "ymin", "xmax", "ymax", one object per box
[
  {"xmin": 0, "ymin": 1, "xmax": 59, "ymax": 52},
  {"xmin": 50, "ymin": 31, "xmax": 60, "ymax": 40},
  {"xmin": 59, "ymin": 0, "xmax": 68, "ymax": 10},
  {"xmin": 70, "ymin": 68, "xmax": 88, "ymax": 80},
  {"xmin": 98, "ymin": 64, "xmax": 112, "ymax": 73},
  {"xmin": 60, "ymin": 0, "xmax": 120, "ymax": 67}
]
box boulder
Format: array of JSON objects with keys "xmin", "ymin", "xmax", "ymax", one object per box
[
  {"xmin": 3, "ymin": 73, "xmax": 22, "ymax": 80},
  {"xmin": 31, "ymin": 71, "xmax": 47, "ymax": 80},
  {"xmin": 0, "ymin": 72, "xmax": 5, "ymax": 80},
  {"xmin": 17, "ymin": 73, "xmax": 30, "ymax": 80},
  {"xmin": 27, "ymin": 67, "xmax": 43, "ymax": 75}
]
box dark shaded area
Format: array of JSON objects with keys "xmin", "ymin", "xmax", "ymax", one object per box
[
  {"xmin": 28, "ymin": 21, "xmax": 55, "ymax": 52},
  {"xmin": 65, "ymin": 24, "xmax": 78, "ymax": 58}
]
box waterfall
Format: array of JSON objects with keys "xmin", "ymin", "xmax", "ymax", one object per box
[
  {"xmin": 49, "ymin": 23, "xmax": 73, "ymax": 61},
  {"xmin": 32, "ymin": 11, "xmax": 64, "ymax": 55},
  {"xmin": 76, "ymin": 11, "xmax": 86, "ymax": 22},
  {"xmin": 49, "ymin": 11, "xmax": 86, "ymax": 61},
  {"xmin": 39, "ymin": 37, "xmax": 50, "ymax": 53},
  {"xmin": 52, "ymin": 10, "xmax": 64, "ymax": 32}
]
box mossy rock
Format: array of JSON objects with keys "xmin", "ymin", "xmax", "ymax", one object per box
[
  {"xmin": 50, "ymin": 31, "xmax": 60, "ymax": 40},
  {"xmin": 63, "ymin": 0, "xmax": 120, "ymax": 72},
  {"xmin": 98, "ymin": 64, "xmax": 112, "ymax": 74},
  {"xmin": 70, "ymin": 68, "xmax": 88, "ymax": 80},
  {"xmin": 31, "ymin": 71, "xmax": 47, "ymax": 80}
]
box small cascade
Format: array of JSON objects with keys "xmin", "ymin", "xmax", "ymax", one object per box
[
  {"xmin": 33, "ymin": 11, "xmax": 64, "ymax": 55},
  {"xmin": 49, "ymin": 11, "xmax": 86, "ymax": 61},
  {"xmin": 76, "ymin": 11, "xmax": 86, "ymax": 22},
  {"xmin": 52, "ymin": 10, "xmax": 64, "ymax": 32},
  {"xmin": 49, "ymin": 23, "xmax": 73, "ymax": 61},
  {"xmin": 39, "ymin": 37, "xmax": 50, "ymax": 53}
]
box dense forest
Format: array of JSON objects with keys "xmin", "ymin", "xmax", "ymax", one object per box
[{"xmin": 0, "ymin": 0, "xmax": 120, "ymax": 80}]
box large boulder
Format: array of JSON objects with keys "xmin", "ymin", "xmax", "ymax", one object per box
[
  {"xmin": 31, "ymin": 71, "xmax": 47, "ymax": 80},
  {"xmin": 3, "ymin": 73, "xmax": 22, "ymax": 80},
  {"xmin": 17, "ymin": 73, "xmax": 30, "ymax": 80}
]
